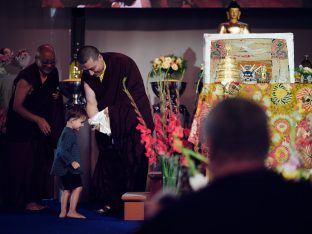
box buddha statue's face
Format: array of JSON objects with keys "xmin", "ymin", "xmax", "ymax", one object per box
[{"xmin": 227, "ymin": 8, "xmax": 241, "ymax": 21}]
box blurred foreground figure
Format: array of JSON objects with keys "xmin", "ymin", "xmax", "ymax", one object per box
[{"xmin": 136, "ymin": 98, "xmax": 312, "ymax": 234}]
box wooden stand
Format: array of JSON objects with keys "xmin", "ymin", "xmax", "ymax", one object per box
[
  {"xmin": 147, "ymin": 171, "xmax": 163, "ymax": 197},
  {"xmin": 122, "ymin": 192, "xmax": 150, "ymax": 221}
]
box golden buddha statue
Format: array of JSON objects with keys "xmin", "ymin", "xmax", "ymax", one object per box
[{"xmin": 218, "ymin": 0, "xmax": 250, "ymax": 34}]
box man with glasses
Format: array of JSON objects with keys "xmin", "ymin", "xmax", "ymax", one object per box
[{"xmin": 4, "ymin": 44, "xmax": 64, "ymax": 211}]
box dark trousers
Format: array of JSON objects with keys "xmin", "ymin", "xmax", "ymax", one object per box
[
  {"xmin": 4, "ymin": 139, "xmax": 54, "ymax": 206},
  {"xmin": 91, "ymin": 133, "xmax": 148, "ymax": 213}
]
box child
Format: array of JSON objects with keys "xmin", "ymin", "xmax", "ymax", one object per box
[{"xmin": 50, "ymin": 105, "xmax": 87, "ymax": 219}]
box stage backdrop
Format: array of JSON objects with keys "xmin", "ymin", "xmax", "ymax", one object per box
[{"xmin": 42, "ymin": 0, "xmax": 310, "ymax": 8}]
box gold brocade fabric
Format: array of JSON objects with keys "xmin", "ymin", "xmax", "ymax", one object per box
[{"xmin": 189, "ymin": 83, "xmax": 312, "ymax": 168}]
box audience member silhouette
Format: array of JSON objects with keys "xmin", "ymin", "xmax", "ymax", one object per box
[{"xmin": 136, "ymin": 98, "xmax": 312, "ymax": 234}]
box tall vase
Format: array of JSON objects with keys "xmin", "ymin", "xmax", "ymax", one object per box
[
  {"xmin": 151, "ymin": 80, "xmax": 190, "ymax": 127},
  {"xmin": 150, "ymin": 80, "xmax": 187, "ymax": 101},
  {"xmin": 161, "ymin": 155, "xmax": 180, "ymax": 193},
  {"xmin": 162, "ymin": 176, "xmax": 178, "ymax": 192}
]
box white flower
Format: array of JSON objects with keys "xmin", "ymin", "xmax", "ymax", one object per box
[
  {"xmin": 297, "ymin": 64, "xmax": 312, "ymax": 75},
  {"xmin": 272, "ymin": 133, "xmax": 281, "ymax": 143},
  {"xmin": 16, "ymin": 54, "xmax": 31, "ymax": 69},
  {"xmin": 164, "ymin": 57, "xmax": 172, "ymax": 63},
  {"xmin": 266, "ymin": 110, "xmax": 272, "ymax": 117},
  {"xmin": 291, "ymin": 111, "xmax": 302, "ymax": 122},
  {"xmin": 253, "ymin": 91, "xmax": 262, "ymax": 101},
  {"xmin": 282, "ymin": 151, "xmax": 302, "ymax": 172},
  {"xmin": 263, "ymin": 96, "xmax": 271, "ymax": 107},
  {"xmin": 303, "ymin": 66, "xmax": 312, "ymax": 74},
  {"xmin": 154, "ymin": 58, "xmax": 161, "ymax": 65},
  {"xmin": 171, "ymin": 63, "xmax": 178, "ymax": 71},
  {"xmin": 189, "ymin": 173, "xmax": 209, "ymax": 191},
  {"xmin": 162, "ymin": 61, "xmax": 170, "ymax": 69},
  {"xmin": 0, "ymin": 66, "xmax": 7, "ymax": 75}
]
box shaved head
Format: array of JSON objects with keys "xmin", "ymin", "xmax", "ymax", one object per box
[
  {"xmin": 36, "ymin": 44, "xmax": 55, "ymax": 57},
  {"xmin": 35, "ymin": 44, "xmax": 56, "ymax": 75}
]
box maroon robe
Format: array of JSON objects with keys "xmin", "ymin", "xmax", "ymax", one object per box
[
  {"xmin": 4, "ymin": 63, "xmax": 64, "ymax": 206},
  {"xmin": 82, "ymin": 52, "xmax": 153, "ymax": 212}
]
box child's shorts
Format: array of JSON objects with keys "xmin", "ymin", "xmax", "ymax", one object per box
[{"xmin": 61, "ymin": 172, "xmax": 82, "ymax": 190}]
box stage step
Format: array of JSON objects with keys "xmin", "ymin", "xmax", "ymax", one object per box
[{"xmin": 122, "ymin": 192, "xmax": 150, "ymax": 221}]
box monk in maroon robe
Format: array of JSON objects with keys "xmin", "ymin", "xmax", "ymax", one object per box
[
  {"xmin": 4, "ymin": 44, "xmax": 64, "ymax": 210},
  {"xmin": 78, "ymin": 45, "xmax": 153, "ymax": 214}
]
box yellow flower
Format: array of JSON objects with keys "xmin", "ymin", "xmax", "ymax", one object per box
[
  {"xmin": 153, "ymin": 63, "xmax": 160, "ymax": 70},
  {"xmin": 276, "ymin": 87, "xmax": 287, "ymax": 99},
  {"xmin": 176, "ymin": 58, "xmax": 182, "ymax": 66}
]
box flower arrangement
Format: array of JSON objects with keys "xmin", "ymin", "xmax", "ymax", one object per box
[
  {"xmin": 15, "ymin": 49, "xmax": 32, "ymax": 69},
  {"xmin": 123, "ymin": 77, "xmax": 208, "ymax": 193},
  {"xmin": 149, "ymin": 55, "xmax": 186, "ymax": 80},
  {"xmin": 295, "ymin": 65, "xmax": 312, "ymax": 83},
  {"xmin": 0, "ymin": 48, "xmax": 31, "ymax": 75},
  {"xmin": 296, "ymin": 65, "xmax": 312, "ymax": 76}
]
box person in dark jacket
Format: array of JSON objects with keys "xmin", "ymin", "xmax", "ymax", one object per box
[
  {"xmin": 136, "ymin": 98, "xmax": 312, "ymax": 234},
  {"xmin": 51, "ymin": 105, "xmax": 87, "ymax": 219}
]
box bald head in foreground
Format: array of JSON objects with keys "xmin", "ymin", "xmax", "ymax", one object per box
[{"xmin": 136, "ymin": 98, "xmax": 312, "ymax": 234}]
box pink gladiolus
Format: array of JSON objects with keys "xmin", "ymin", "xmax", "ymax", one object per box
[
  {"xmin": 155, "ymin": 139, "xmax": 169, "ymax": 156},
  {"xmin": 173, "ymin": 138, "xmax": 183, "ymax": 153},
  {"xmin": 180, "ymin": 155, "xmax": 188, "ymax": 167},
  {"xmin": 136, "ymin": 124, "xmax": 151, "ymax": 135}
]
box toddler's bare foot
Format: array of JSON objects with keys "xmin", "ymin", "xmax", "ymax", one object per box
[
  {"xmin": 59, "ymin": 212, "xmax": 67, "ymax": 218},
  {"xmin": 67, "ymin": 211, "xmax": 86, "ymax": 219}
]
